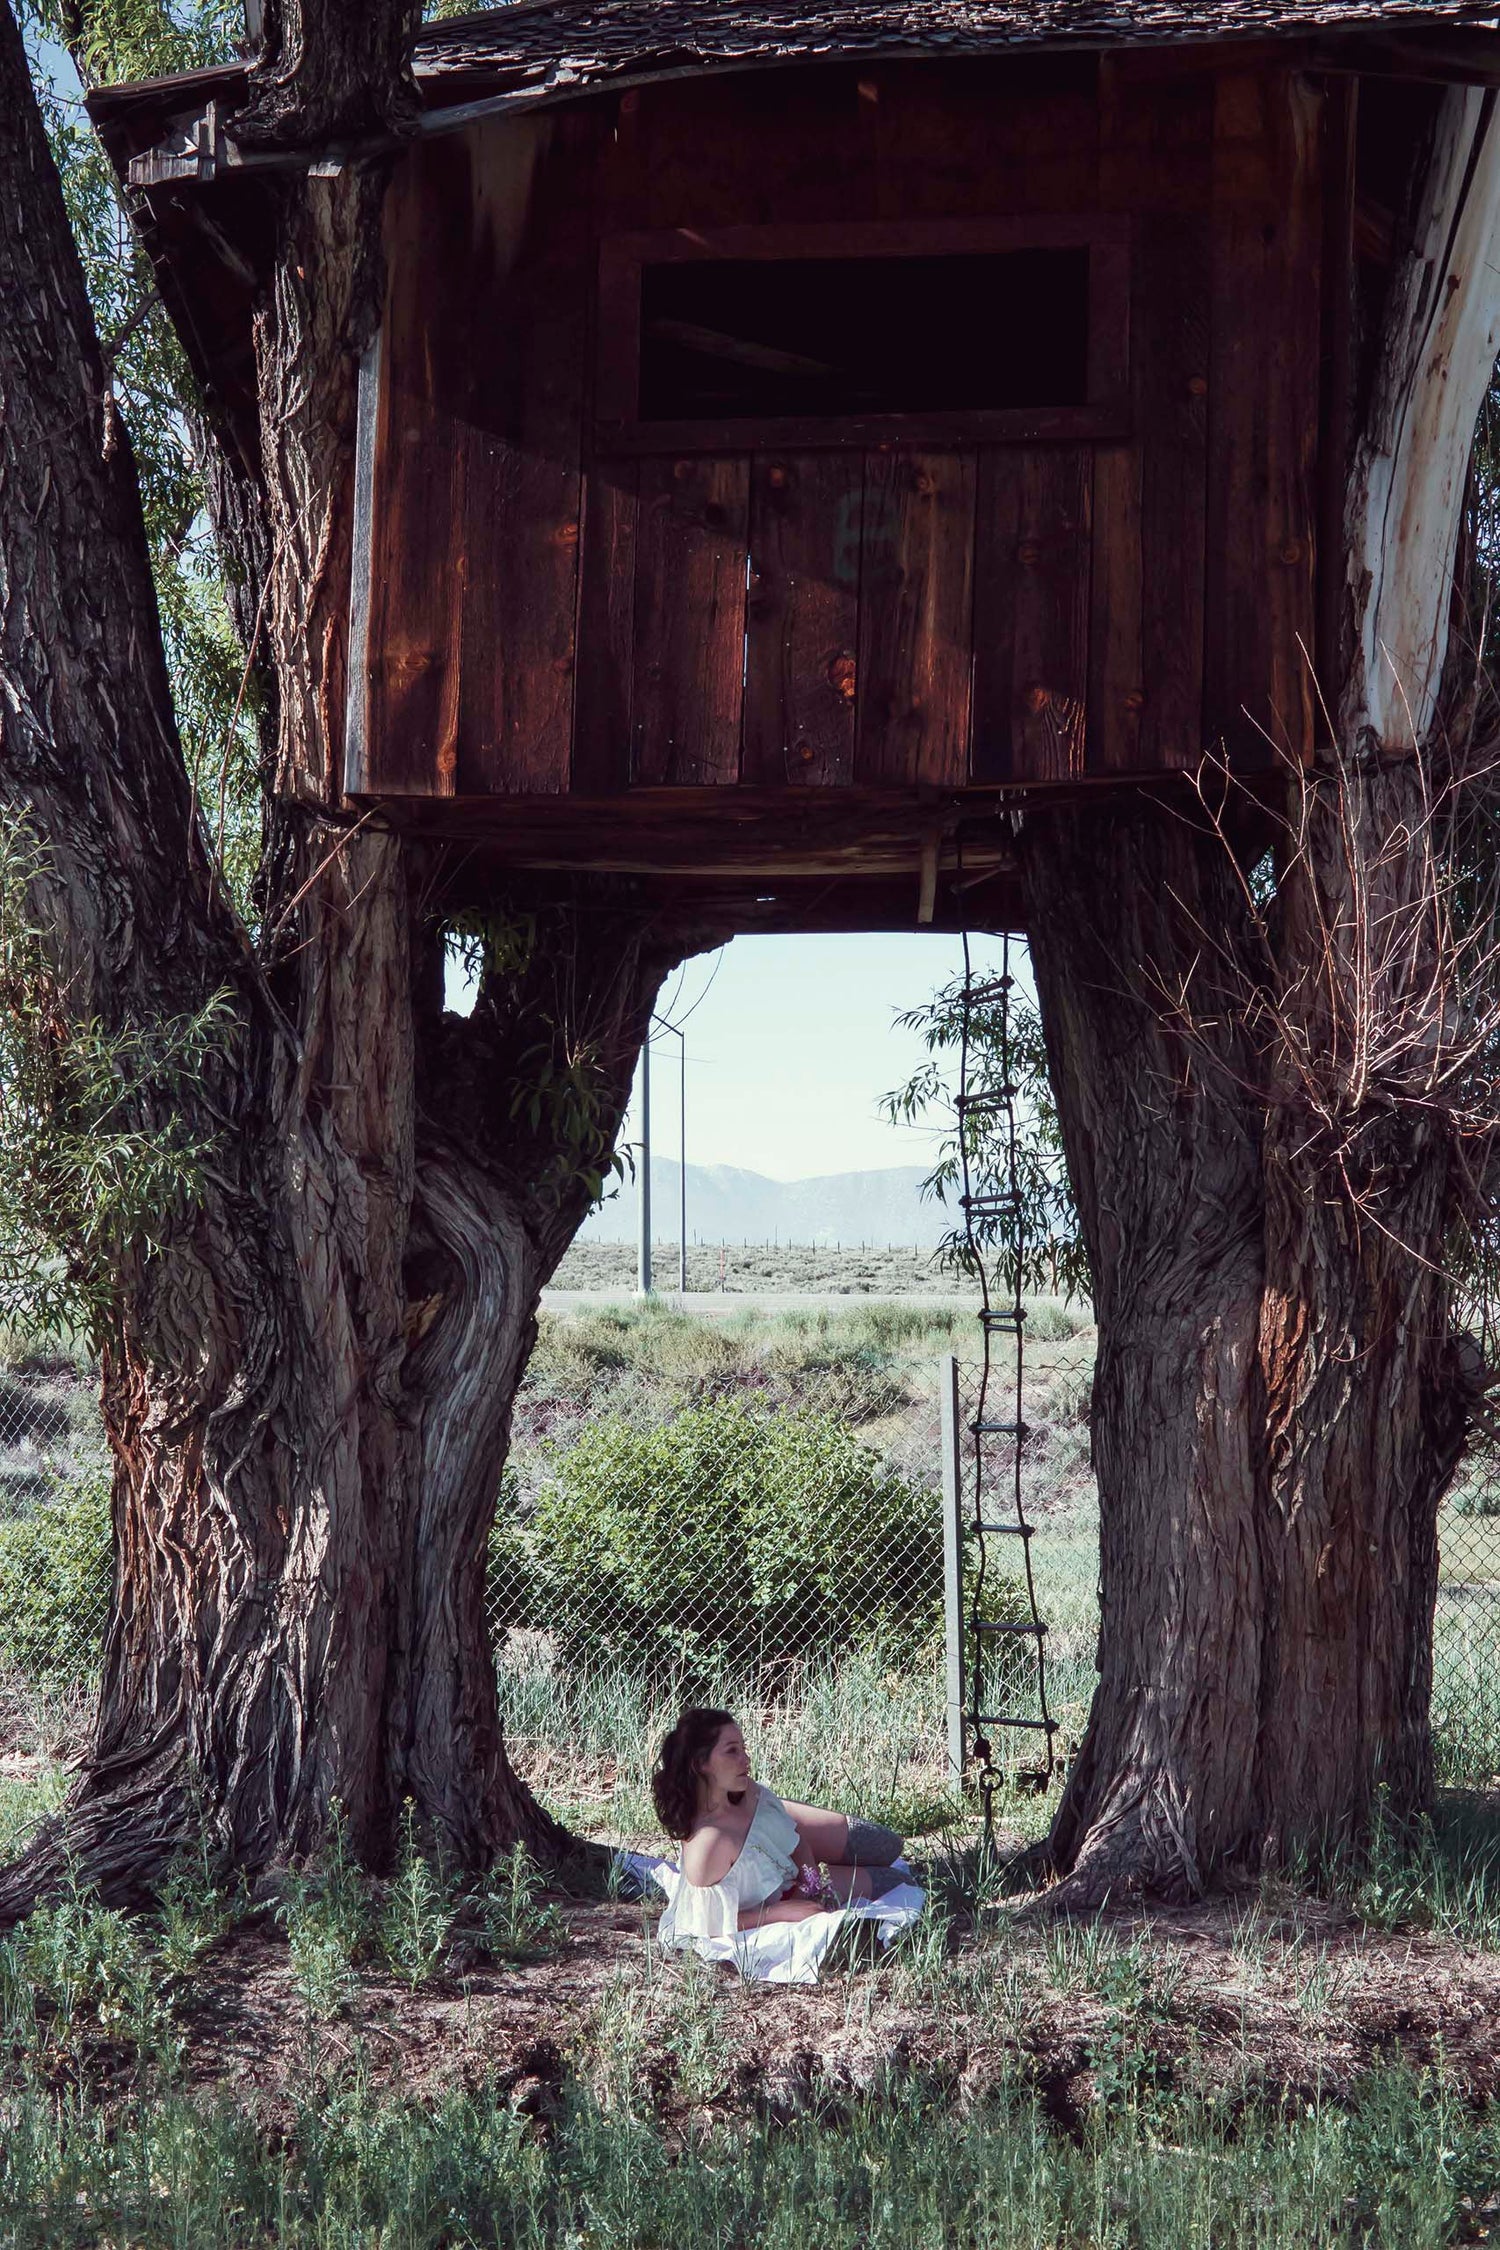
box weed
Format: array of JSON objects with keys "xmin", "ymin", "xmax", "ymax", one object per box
[
  {"xmin": 276, "ymin": 1804, "xmax": 373, "ymax": 2019},
  {"xmin": 154, "ymin": 1827, "xmax": 245, "ymax": 1977},
  {"xmin": 468, "ymin": 1841, "xmax": 566, "ymax": 1964},
  {"xmin": 377, "ymin": 1802, "xmax": 457, "ymax": 1989},
  {"xmin": 5, "ymin": 1864, "xmax": 177, "ymax": 2076}
]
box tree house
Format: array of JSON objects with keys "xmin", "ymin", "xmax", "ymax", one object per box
[{"xmin": 91, "ymin": 3, "xmax": 1500, "ymax": 929}]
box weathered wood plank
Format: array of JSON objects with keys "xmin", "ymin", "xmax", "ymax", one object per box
[
  {"xmin": 742, "ymin": 454, "xmax": 860, "ymax": 786},
  {"xmin": 972, "ymin": 448, "xmax": 1092, "ymax": 783},
  {"xmin": 364, "ymin": 136, "xmax": 473, "ymax": 795},
  {"xmin": 571, "ymin": 458, "xmax": 639, "ymax": 792},
  {"xmin": 456, "ymin": 114, "xmax": 591, "ymax": 794},
  {"xmin": 1132, "ymin": 209, "xmax": 1211, "ymax": 770},
  {"xmin": 631, "ymin": 455, "xmax": 750, "ymax": 784},
  {"xmin": 855, "ymin": 450, "xmax": 976, "ymax": 787},
  {"xmin": 869, "ymin": 56, "xmax": 1100, "ymax": 219},
  {"xmin": 1086, "ymin": 442, "xmax": 1144, "ymax": 774},
  {"xmin": 1090, "ymin": 58, "xmax": 1213, "ymax": 773},
  {"xmin": 1205, "ymin": 69, "xmax": 1321, "ymax": 768}
]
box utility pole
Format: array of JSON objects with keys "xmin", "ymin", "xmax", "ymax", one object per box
[
  {"xmin": 636, "ymin": 1037, "xmax": 652, "ymax": 1296},
  {"xmin": 652, "ymin": 1015, "xmax": 688, "ymax": 1295}
]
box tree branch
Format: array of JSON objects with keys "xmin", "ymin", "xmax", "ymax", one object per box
[{"xmin": 0, "ymin": 0, "xmax": 246, "ymax": 1027}]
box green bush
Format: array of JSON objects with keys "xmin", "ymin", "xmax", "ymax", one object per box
[
  {"xmin": 490, "ymin": 1397, "xmax": 944, "ymax": 1676},
  {"xmin": 0, "ymin": 1470, "xmax": 110, "ymax": 1682}
]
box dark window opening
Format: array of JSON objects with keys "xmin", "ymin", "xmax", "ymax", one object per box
[{"xmin": 638, "ymin": 249, "xmax": 1090, "ymax": 423}]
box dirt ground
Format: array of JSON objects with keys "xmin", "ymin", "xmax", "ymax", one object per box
[{"xmin": 170, "ymin": 1878, "xmax": 1500, "ymax": 2135}]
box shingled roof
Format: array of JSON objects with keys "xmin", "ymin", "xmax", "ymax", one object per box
[
  {"xmin": 90, "ymin": 1, "xmax": 1500, "ymax": 166},
  {"xmin": 415, "ymin": 0, "xmax": 1500, "ymax": 89}
]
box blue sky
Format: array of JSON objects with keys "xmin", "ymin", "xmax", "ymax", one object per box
[{"xmin": 451, "ymin": 930, "xmax": 1015, "ymax": 1180}]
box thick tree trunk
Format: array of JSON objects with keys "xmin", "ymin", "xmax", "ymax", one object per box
[
  {"xmin": 1021, "ymin": 79, "xmax": 1500, "ymax": 1906},
  {"xmin": 1025, "ymin": 796, "xmax": 1269, "ymax": 1902},
  {"xmin": 1254, "ymin": 754, "xmax": 1469, "ymax": 1851},
  {"xmin": 0, "ymin": 0, "xmax": 723, "ymax": 1907},
  {"xmin": 1027, "ymin": 779, "xmax": 1471, "ymax": 1903}
]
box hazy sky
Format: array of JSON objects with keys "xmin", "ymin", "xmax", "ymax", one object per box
[{"xmin": 452, "ymin": 930, "xmax": 1015, "ymax": 1181}]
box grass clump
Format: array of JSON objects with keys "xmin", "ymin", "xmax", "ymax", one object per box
[
  {"xmin": 468, "ymin": 1841, "xmax": 567, "ymax": 1965},
  {"xmin": 153, "ymin": 1834, "xmax": 245, "ymax": 1977},
  {"xmin": 276, "ymin": 1808, "xmax": 375, "ymax": 2019},
  {"xmin": 4, "ymin": 1865, "xmax": 178, "ymax": 2079},
  {"xmin": 377, "ymin": 1803, "xmax": 457, "ymax": 1990}
]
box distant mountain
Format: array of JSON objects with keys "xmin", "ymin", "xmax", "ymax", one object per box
[{"xmin": 580, "ymin": 1159, "xmax": 950, "ymax": 1248}]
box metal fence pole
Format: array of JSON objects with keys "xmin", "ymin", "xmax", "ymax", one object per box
[
  {"xmin": 636, "ymin": 1037, "xmax": 652, "ymax": 1297},
  {"xmin": 940, "ymin": 1351, "xmax": 965, "ymax": 1787}
]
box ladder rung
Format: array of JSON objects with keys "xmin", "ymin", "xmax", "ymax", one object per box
[
  {"xmin": 974, "ymin": 1715, "xmax": 1060, "ymax": 1732},
  {"xmin": 973, "ymin": 1620, "xmax": 1047, "ymax": 1637},
  {"xmin": 972, "ymin": 1419, "xmax": 1029, "ymax": 1438},
  {"xmin": 979, "ymin": 1308, "xmax": 1026, "ymax": 1327},
  {"xmin": 963, "ymin": 976, "xmax": 1015, "ymax": 1004},
  {"xmin": 961, "ymin": 1192, "xmax": 1022, "ymax": 1213},
  {"xmin": 977, "ymin": 1521, "xmax": 1034, "ymax": 1536},
  {"xmin": 956, "ymin": 1089, "xmax": 1017, "ymax": 1112}
]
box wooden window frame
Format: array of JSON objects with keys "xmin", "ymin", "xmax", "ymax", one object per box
[{"xmin": 596, "ymin": 215, "xmax": 1132, "ymax": 455}]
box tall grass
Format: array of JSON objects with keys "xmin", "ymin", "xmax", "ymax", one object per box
[{"xmin": 0, "ymin": 2063, "xmax": 1490, "ymax": 2247}]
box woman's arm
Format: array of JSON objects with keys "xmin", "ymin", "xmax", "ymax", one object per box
[{"xmin": 737, "ymin": 1894, "xmax": 825, "ymax": 1930}]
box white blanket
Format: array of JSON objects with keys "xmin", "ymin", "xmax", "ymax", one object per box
[{"xmin": 615, "ymin": 1851, "xmax": 928, "ymax": 1986}]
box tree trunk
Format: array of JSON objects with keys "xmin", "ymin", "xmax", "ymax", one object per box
[
  {"xmin": 1028, "ymin": 768, "xmax": 1474, "ymax": 1903},
  {"xmin": 1019, "ymin": 79, "xmax": 1500, "ymax": 1906},
  {"xmin": 1254, "ymin": 754, "xmax": 1470, "ymax": 1852},
  {"xmin": 1025, "ymin": 795, "xmax": 1270, "ymax": 1902},
  {"xmin": 0, "ymin": 0, "xmax": 724, "ymax": 1908}
]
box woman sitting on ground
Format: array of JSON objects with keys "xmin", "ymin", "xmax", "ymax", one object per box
[{"xmin": 652, "ymin": 1706, "xmax": 906, "ymax": 1946}]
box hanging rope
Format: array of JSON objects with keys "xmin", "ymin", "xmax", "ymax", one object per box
[{"xmin": 953, "ymin": 854, "xmax": 1056, "ymax": 1846}]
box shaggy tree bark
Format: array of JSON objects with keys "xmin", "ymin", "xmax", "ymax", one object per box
[
  {"xmin": 1253, "ymin": 760, "xmax": 1468, "ymax": 1854},
  {"xmin": 1027, "ymin": 83, "xmax": 1500, "ymax": 1901},
  {"xmin": 0, "ymin": 0, "xmax": 716, "ymax": 1907},
  {"xmin": 1025, "ymin": 799, "xmax": 1269, "ymax": 1900}
]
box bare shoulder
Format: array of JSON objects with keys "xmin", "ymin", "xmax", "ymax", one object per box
[{"xmin": 680, "ymin": 1823, "xmax": 741, "ymax": 1889}]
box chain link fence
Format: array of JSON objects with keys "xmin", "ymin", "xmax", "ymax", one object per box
[
  {"xmin": 486, "ymin": 1322, "xmax": 959, "ymax": 1819},
  {"xmin": 0, "ymin": 1341, "xmax": 110, "ymax": 1694},
  {"xmin": 484, "ymin": 1312, "xmax": 1104, "ymax": 1818},
  {"xmin": 1436, "ymin": 1444, "xmax": 1500, "ymax": 1788},
  {"xmin": 2, "ymin": 1316, "xmax": 1498, "ymax": 1809}
]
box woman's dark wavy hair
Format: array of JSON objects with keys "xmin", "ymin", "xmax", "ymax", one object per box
[{"xmin": 651, "ymin": 1707, "xmax": 736, "ymax": 1840}]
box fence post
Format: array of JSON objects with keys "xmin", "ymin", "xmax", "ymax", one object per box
[{"xmin": 940, "ymin": 1352, "xmax": 965, "ymax": 1787}]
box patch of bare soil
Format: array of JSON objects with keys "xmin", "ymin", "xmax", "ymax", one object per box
[{"xmin": 172, "ymin": 1885, "xmax": 1500, "ymax": 2133}]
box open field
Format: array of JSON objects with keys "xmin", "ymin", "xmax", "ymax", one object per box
[{"xmin": 551, "ymin": 1239, "xmax": 986, "ymax": 1295}]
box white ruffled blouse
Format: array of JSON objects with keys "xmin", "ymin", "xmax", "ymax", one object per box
[{"xmin": 658, "ymin": 1784, "xmax": 801, "ymax": 1946}]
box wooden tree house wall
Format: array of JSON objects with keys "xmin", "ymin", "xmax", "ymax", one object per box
[{"xmin": 346, "ymin": 54, "xmax": 1328, "ymax": 834}]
